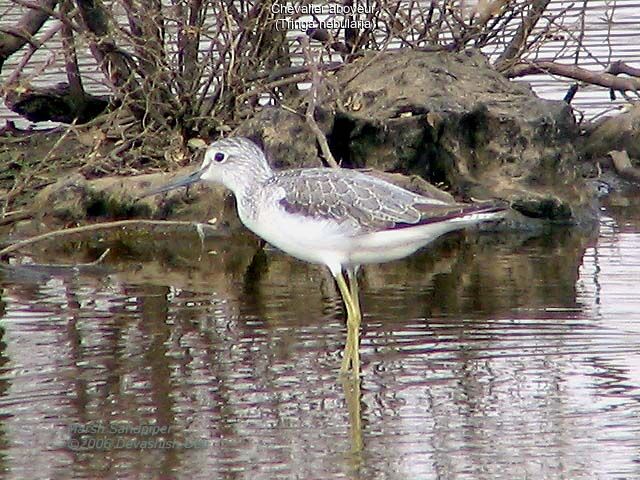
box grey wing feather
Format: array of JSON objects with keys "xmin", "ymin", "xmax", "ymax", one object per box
[{"xmin": 272, "ymin": 168, "xmax": 472, "ymax": 233}]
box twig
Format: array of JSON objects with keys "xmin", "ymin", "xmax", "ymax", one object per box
[
  {"xmin": 60, "ymin": 0, "xmax": 83, "ymax": 97},
  {"xmin": 0, "ymin": 248, "xmax": 111, "ymax": 275},
  {"xmin": 0, "ymin": 209, "xmax": 33, "ymax": 226},
  {"xmin": 300, "ymin": 36, "xmax": 339, "ymax": 169},
  {"xmin": 81, "ymin": 247, "xmax": 110, "ymax": 265},
  {"xmin": 609, "ymin": 150, "xmax": 640, "ymax": 184},
  {"xmin": 0, "ymin": 219, "xmax": 218, "ymax": 258},
  {"xmin": 4, "ymin": 21, "xmax": 62, "ymax": 86},
  {"xmin": 247, "ymin": 62, "xmax": 343, "ymax": 82},
  {"xmin": 307, "ymin": 28, "xmax": 350, "ymax": 55},
  {"xmin": 506, "ymin": 60, "xmax": 640, "ymax": 92},
  {"xmin": 67, "ymin": 247, "xmax": 111, "ymax": 266},
  {"xmin": 235, "ymin": 73, "xmax": 308, "ymax": 104},
  {"xmin": 494, "ymin": 0, "xmax": 551, "ymax": 71},
  {"xmin": 9, "ymin": 0, "xmax": 75, "ymax": 29},
  {"xmin": 606, "ymin": 60, "xmax": 640, "ymax": 78},
  {"xmin": 574, "ymin": 0, "xmax": 588, "ymax": 66}
]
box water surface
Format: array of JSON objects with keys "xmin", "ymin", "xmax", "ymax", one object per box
[{"xmin": 0, "ymin": 204, "xmax": 639, "ymax": 479}]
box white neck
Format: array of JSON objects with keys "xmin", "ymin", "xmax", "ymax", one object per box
[{"xmin": 223, "ymin": 154, "xmax": 274, "ymax": 200}]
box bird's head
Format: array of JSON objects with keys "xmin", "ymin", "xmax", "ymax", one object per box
[{"xmin": 141, "ymin": 137, "xmax": 272, "ymax": 198}]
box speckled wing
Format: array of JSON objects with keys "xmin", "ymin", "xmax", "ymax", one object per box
[{"xmin": 271, "ymin": 168, "xmax": 504, "ymax": 234}]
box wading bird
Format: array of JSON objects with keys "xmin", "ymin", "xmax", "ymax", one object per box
[{"xmin": 143, "ymin": 137, "xmax": 507, "ymax": 376}]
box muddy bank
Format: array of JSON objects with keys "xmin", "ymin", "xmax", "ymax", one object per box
[{"xmin": 2, "ymin": 49, "xmax": 639, "ymax": 242}]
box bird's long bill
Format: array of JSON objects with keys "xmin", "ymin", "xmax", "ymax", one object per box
[{"xmin": 139, "ymin": 168, "xmax": 204, "ymax": 198}]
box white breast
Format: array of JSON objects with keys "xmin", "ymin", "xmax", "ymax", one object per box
[{"xmin": 237, "ymin": 196, "xmax": 351, "ymax": 271}]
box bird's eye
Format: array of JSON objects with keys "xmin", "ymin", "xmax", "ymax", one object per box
[{"xmin": 214, "ymin": 152, "xmax": 225, "ymax": 163}]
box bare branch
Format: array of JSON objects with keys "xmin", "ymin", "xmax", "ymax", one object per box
[
  {"xmin": 609, "ymin": 150, "xmax": 640, "ymax": 184},
  {"xmin": 494, "ymin": 0, "xmax": 551, "ymax": 70},
  {"xmin": 3, "ymin": 19, "xmax": 62, "ymax": 85},
  {"xmin": 0, "ymin": 220, "xmax": 211, "ymax": 258},
  {"xmin": 60, "ymin": 0, "xmax": 83, "ymax": 98},
  {"xmin": 606, "ymin": 60, "xmax": 640, "ymax": 78},
  {"xmin": 300, "ymin": 36, "xmax": 339, "ymax": 169},
  {"xmin": 506, "ymin": 60, "xmax": 640, "ymax": 93},
  {"xmin": 0, "ymin": 0, "xmax": 58, "ymax": 71}
]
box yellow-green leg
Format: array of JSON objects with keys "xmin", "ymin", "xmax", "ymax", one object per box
[
  {"xmin": 335, "ymin": 269, "xmax": 361, "ymax": 375},
  {"xmin": 347, "ymin": 267, "xmax": 361, "ymax": 320}
]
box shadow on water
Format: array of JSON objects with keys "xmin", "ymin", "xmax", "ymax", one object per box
[{"xmin": 0, "ymin": 205, "xmax": 639, "ymax": 479}]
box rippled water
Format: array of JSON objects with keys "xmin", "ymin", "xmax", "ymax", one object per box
[{"xmin": 0, "ymin": 203, "xmax": 639, "ymax": 479}]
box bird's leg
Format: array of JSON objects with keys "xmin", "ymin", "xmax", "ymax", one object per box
[
  {"xmin": 335, "ymin": 270, "xmax": 361, "ymax": 376},
  {"xmin": 346, "ymin": 267, "xmax": 361, "ymax": 321},
  {"xmin": 346, "ymin": 267, "xmax": 362, "ymax": 375}
]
